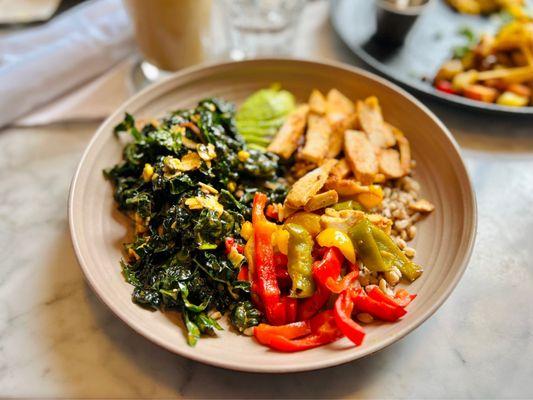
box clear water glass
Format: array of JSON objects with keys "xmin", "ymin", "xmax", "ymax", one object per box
[{"xmin": 222, "ymin": 0, "xmax": 307, "ymax": 60}]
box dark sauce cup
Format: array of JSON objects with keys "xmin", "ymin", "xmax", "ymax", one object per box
[{"xmin": 375, "ymin": 0, "xmax": 431, "ymax": 46}]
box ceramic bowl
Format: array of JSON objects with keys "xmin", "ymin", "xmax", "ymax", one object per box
[{"xmin": 69, "ymin": 59, "xmax": 476, "ymax": 373}]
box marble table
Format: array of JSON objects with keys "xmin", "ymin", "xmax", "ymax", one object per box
[{"xmin": 1, "ymin": 2, "xmax": 532, "ymax": 398}]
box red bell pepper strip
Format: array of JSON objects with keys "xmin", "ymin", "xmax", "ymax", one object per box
[
  {"xmin": 354, "ymin": 290, "xmax": 406, "ymax": 322},
  {"xmin": 266, "ymin": 204, "xmax": 279, "ymax": 220},
  {"xmin": 258, "ymin": 311, "xmax": 343, "ymax": 352},
  {"xmin": 348, "ymin": 261, "xmax": 359, "ymax": 271},
  {"xmin": 250, "ymin": 281, "xmax": 265, "ymax": 314},
  {"xmin": 273, "ymin": 253, "xmax": 291, "ymax": 290},
  {"xmin": 265, "ymin": 332, "xmax": 337, "ymax": 352},
  {"xmin": 275, "ymin": 266, "xmax": 290, "ymax": 281},
  {"xmin": 297, "ymin": 249, "xmax": 347, "ymax": 320},
  {"xmin": 366, "ymin": 285, "xmax": 416, "ymax": 308},
  {"xmin": 334, "ymin": 289, "xmax": 365, "ymax": 346},
  {"xmin": 298, "ymin": 283, "xmax": 330, "ymax": 321},
  {"xmin": 274, "ymin": 253, "xmax": 288, "ymax": 268},
  {"xmin": 394, "ymin": 289, "xmax": 417, "ymax": 307},
  {"xmin": 312, "ymin": 247, "xmax": 344, "ymax": 287},
  {"xmin": 225, "ymin": 237, "xmax": 234, "ymax": 254},
  {"xmin": 225, "ymin": 237, "xmax": 244, "ymax": 254},
  {"xmin": 297, "ymin": 249, "xmax": 344, "ymax": 321},
  {"xmin": 254, "ymin": 321, "xmax": 311, "ymax": 344},
  {"xmin": 252, "ymin": 193, "xmax": 284, "ymax": 325},
  {"xmin": 282, "ymin": 296, "xmax": 298, "ymax": 323},
  {"xmin": 237, "ymin": 265, "xmax": 249, "ymax": 281},
  {"xmin": 325, "ymin": 270, "xmax": 359, "ymax": 294}
]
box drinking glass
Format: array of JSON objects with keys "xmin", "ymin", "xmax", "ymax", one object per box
[
  {"xmin": 123, "ymin": 0, "xmax": 214, "ymax": 85},
  {"xmin": 222, "ymin": 0, "xmax": 307, "ymax": 60}
]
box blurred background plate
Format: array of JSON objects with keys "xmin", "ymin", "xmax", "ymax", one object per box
[
  {"xmin": 331, "ymin": 0, "xmax": 533, "ymax": 115},
  {"xmin": 69, "ymin": 59, "xmax": 476, "ymax": 373}
]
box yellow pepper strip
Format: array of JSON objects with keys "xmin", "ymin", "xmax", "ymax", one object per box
[
  {"xmin": 284, "ymin": 212, "xmax": 322, "ymax": 237},
  {"xmin": 272, "ymin": 228, "xmax": 290, "ymax": 255},
  {"xmin": 240, "ymin": 221, "xmax": 253, "ymax": 241},
  {"xmin": 244, "ymin": 236, "xmax": 255, "ymax": 281},
  {"xmin": 357, "ymin": 185, "xmax": 383, "ymax": 210},
  {"xmin": 316, "ymin": 228, "xmax": 356, "ymax": 264}
]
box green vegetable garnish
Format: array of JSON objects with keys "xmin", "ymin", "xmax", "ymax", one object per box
[
  {"xmin": 348, "ymin": 219, "xmax": 422, "ymax": 282},
  {"xmin": 236, "ymin": 84, "xmax": 295, "ymax": 149},
  {"xmin": 230, "ymin": 300, "xmax": 262, "ymax": 333},
  {"xmin": 285, "ymin": 223, "xmax": 315, "ymax": 298},
  {"xmin": 105, "ymin": 98, "xmax": 288, "ymax": 345},
  {"xmin": 332, "ymin": 200, "xmax": 364, "ymax": 211},
  {"xmin": 453, "ymin": 26, "xmax": 478, "ymax": 59}
]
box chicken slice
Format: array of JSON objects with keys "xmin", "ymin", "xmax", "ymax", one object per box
[
  {"xmin": 357, "ymin": 96, "xmax": 396, "ymax": 148},
  {"xmin": 344, "ymin": 129, "xmax": 378, "ymax": 185},
  {"xmin": 309, "ymin": 89, "xmax": 327, "ymax": 115},
  {"xmin": 285, "ymin": 159, "xmax": 337, "ymax": 208},
  {"xmin": 386, "ymin": 123, "xmax": 412, "ymax": 175},
  {"xmin": 330, "ymin": 158, "xmax": 352, "ymax": 179},
  {"xmin": 378, "ymin": 149, "xmax": 405, "ymax": 179},
  {"xmin": 304, "ymin": 190, "xmax": 339, "ymax": 212},
  {"xmin": 268, "ymin": 104, "xmax": 309, "ymax": 159},
  {"xmin": 323, "ymin": 176, "xmax": 369, "ymax": 196},
  {"xmin": 325, "ymin": 89, "xmax": 357, "ymax": 158},
  {"xmin": 300, "ymin": 114, "xmax": 331, "ymax": 164}
]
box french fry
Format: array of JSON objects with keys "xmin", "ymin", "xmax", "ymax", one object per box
[{"xmin": 477, "ymin": 66, "xmax": 533, "ymax": 83}]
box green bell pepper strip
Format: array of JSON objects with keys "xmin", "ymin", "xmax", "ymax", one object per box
[
  {"xmin": 332, "ymin": 200, "xmax": 364, "ymax": 211},
  {"xmin": 370, "ymin": 222, "xmax": 422, "ymax": 281},
  {"xmin": 285, "ymin": 223, "xmax": 315, "ymax": 298},
  {"xmin": 348, "ymin": 219, "xmax": 390, "ymax": 272},
  {"xmin": 348, "ymin": 219, "xmax": 422, "ymax": 282}
]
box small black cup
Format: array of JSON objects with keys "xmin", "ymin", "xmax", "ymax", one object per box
[{"xmin": 374, "ymin": 0, "xmax": 430, "ymax": 46}]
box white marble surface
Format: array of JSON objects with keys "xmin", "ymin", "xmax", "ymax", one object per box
[{"xmin": 1, "ymin": 1, "xmax": 533, "ymax": 398}]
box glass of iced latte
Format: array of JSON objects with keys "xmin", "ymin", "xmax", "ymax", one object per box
[{"xmin": 123, "ymin": 0, "xmax": 213, "ymax": 82}]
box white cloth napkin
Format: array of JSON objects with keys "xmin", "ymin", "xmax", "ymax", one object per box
[
  {"xmin": 0, "ymin": 0, "xmax": 135, "ymax": 128},
  {"xmin": 15, "ymin": 57, "xmax": 135, "ymax": 126}
]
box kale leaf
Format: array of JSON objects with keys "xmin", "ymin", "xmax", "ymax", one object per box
[{"xmin": 105, "ymin": 98, "xmax": 287, "ymax": 344}]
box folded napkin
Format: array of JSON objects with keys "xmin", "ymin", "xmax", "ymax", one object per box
[
  {"xmin": 0, "ymin": 0, "xmax": 135, "ymax": 128},
  {"xmin": 14, "ymin": 56, "xmax": 134, "ymax": 126}
]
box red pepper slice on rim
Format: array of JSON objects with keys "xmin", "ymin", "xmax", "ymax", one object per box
[
  {"xmin": 366, "ymin": 285, "xmax": 416, "ymax": 308},
  {"xmin": 353, "ymin": 290, "xmax": 407, "ymax": 322},
  {"xmin": 257, "ymin": 311, "xmax": 343, "ymax": 352},
  {"xmin": 394, "ymin": 289, "xmax": 417, "ymax": 308},
  {"xmin": 254, "ymin": 321, "xmax": 311, "ymax": 344},
  {"xmin": 333, "ymin": 289, "xmax": 365, "ymax": 346}
]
